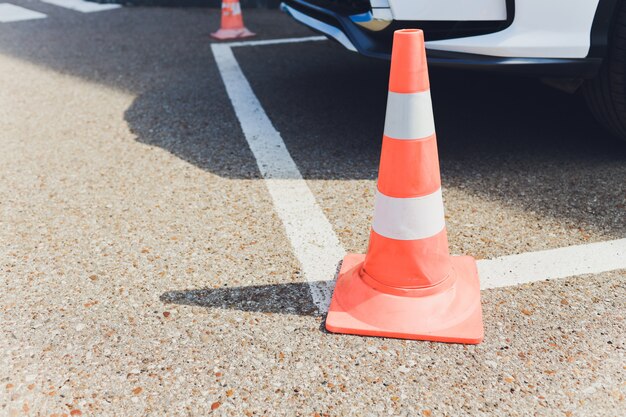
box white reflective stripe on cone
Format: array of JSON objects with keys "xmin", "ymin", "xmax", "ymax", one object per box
[
  {"xmin": 383, "ymin": 90, "xmax": 435, "ymax": 140},
  {"xmin": 372, "ymin": 188, "xmax": 446, "ymax": 241}
]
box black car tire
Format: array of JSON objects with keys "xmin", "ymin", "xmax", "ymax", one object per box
[{"xmin": 583, "ymin": 1, "xmax": 626, "ymax": 142}]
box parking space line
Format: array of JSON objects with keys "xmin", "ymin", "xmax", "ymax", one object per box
[
  {"xmin": 212, "ymin": 43, "xmax": 345, "ymax": 314},
  {"xmin": 478, "ymin": 238, "xmax": 626, "ymax": 290},
  {"xmin": 0, "ymin": 3, "xmax": 46, "ymax": 22},
  {"xmin": 213, "ymin": 37, "xmax": 626, "ymax": 313},
  {"xmin": 223, "ymin": 35, "xmax": 326, "ymax": 48},
  {"xmin": 39, "ymin": 0, "xmax": 120, "ymax": 13}
]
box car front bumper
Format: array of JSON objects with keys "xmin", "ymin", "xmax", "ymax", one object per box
[{"xmin": 281, "ymin": 0, "xmax": 603, "ymax": 78}]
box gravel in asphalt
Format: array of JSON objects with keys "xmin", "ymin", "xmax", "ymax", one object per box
[{"xmin": 1, "ymin": 5, "xmax": 625, "ymax": 416}]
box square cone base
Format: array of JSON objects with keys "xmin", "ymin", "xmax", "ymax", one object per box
[
  {"xmin": 325, "ymin": 254, "xmax": 484, "ymax": 344},
  {"xmin": 211, "ymin": 27, "xmax": 256, "ymax": 40}
]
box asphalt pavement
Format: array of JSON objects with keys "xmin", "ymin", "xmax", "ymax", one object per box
[{"xmin": 1, "ymin": 3, "xmax": 625, "ymax": 416}]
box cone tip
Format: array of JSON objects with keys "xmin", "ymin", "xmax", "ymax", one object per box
[
  {"xmin": 389, "ymin": 29, "xmax": 429, "ymax": 93},
  {"xmin": 394, "ymin": 28, "xmax": 424, "ymax": 37}
]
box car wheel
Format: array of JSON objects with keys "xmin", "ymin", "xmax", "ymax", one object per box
[{"xmin": 583, "ymin": 1, "xmax": 626, "ymax": 142}]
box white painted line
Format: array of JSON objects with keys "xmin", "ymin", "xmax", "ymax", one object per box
[
  {"xmin": 213, "ymin": 36, "xmax": 626, "ymax": 314},
  {"xmin": 224, "ymin": 35, "xmax": 326, "ymax": 48},
  {"xmin": 212, "ymin": 43, "xmax": 345, "ymax": 314},
  {"xmin": 478, "ymin": 238, "xmax": 626, "ymax": 290},
  {"xmin": 39, "ymin": 0, "xmax": 120, "ymax": 13},
  {"xmin": 0, "ymin": 3, "xmax": 46, "ymax": 22}
]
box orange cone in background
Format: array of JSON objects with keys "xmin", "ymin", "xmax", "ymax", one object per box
[
  {"xmin": 325, "ymin": 29, "xmax": 484, "ymax": 344},
  {"xmin": 211, "ymin": 0, "xmax": 255, "ymax": 40}
]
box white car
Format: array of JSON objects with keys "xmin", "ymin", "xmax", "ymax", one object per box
[{"xmin": 281, "ymin": 0, "xmax": 626, "ymax": 142}]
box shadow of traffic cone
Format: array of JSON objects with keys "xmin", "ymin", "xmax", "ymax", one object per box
[
  {"xmin": 325, "ymin": 29, "xmax": 484, "ymax": 344},
  {"xmin": 211, "ymin": 0, "xmax": 255, "ymax": 40}
]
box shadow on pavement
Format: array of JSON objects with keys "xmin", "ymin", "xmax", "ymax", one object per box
[
  {"xmin": 0, "ymin": 7, "xmax": 625, "ymax": 238},
  {"xmin": 160, "ymin": 282, "xmax": 320, "ymax": 316},
  {"xmin": 232, "ymin": 42, "xmax": 626, "ymax": 237}
]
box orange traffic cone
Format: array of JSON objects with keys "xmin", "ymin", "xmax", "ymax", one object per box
[
  {"xmin": 325, "ymin": 29, "xmax": 484, "ymax": 344},
  {"xmin": 211, "ymin": 0, "xmax": 255, "ymax": 40}
]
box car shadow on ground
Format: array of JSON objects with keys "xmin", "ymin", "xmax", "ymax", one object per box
[
  {"xmin": 125, "ymin": 39, "xmax": 626, "ymax": 240},
  {"xmin": 1, "ymin": 7, "xmax": 624, "ymax": 237}
]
